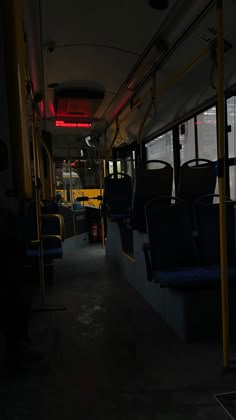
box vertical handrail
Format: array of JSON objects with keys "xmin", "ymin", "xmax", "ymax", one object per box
[
  {"xmin": 106, "ymin": 119, "xmax": 119, "ymax": 160},
  {"xmin": 217, "ymin": 0, "xmax": 230, "ymax": 368},
  {"xmin": 98, "ymin": 145, "xmax": 105, "ymax": 248},
  {"xmin": 32, "ymin": 123, "xmax": 45, "ymax": 305},
  {"xmin": 68, "ymin": 145, "xmax": 72, "ymax": 203},
  {"xmin": 103, "ymin": 159, "xmax": 107, "ymax": 178},
  {"xmin": 41, "ymin": 138, "xmax": 54, "ymax": 200}
]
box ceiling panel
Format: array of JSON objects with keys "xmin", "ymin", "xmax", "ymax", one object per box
[
  {"xmin": 25, "ymin": 0, "xmax": 224, "ymax": 147},
  {"xmin": 42, "ymin": 0, "xmax": 169, "ymax": 54},
  {"xmin": 39, "ymin": 0, "xmax": 175, "ymax": 135},
  {"xmin": 44, "ymin": 47, "xmax": 137, "ymax": 93}
]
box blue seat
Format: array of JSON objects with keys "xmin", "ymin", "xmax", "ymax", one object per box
[
  {"xmin": 144, "ymin": 195, "xmax": 236, "ymax": 289},
  {"xmin": 24, "ymin": 202, "xmax": 64, "ymax": 262},
  {"xmin": 194, "ymin": 194, "xmax": 236, "ymax": 265},
  {"xmin": 132, "ymin": 160, "xmax": 173, "ymax": 232},
  {"xmin": 26, "ymin": 236, "xmax": 63, "ymax": 259},
  {"xmin": 176, "ymin": 159, "xmax": 217, "ymax": 228},
  {"xmin": 158, "ymin": 265, "xmax": 236, "ymax": 288},
  {"xmin": 103, "ymin": 172, "xmax": 133, "ymax": 220},
  {"xmin": 145, "ymin": 196, "xmax": 198, "ymax": 271},
  {"xmin": 177, "ymin": 159, "xmax": 217, "ymax": 205},
  {"xmin": 41, "ymin": 214, "xmax": 64, "ymax": 240}
]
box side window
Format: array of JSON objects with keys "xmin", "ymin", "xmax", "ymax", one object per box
[
  {"xmin": 108, "ymin": 161, "xmax": 114, "ymax": 175},
  {"xmin": 145, "ymin": 130, "xmax": 174, "ymax": 193},
  {"xmin": 196, "ymin": 107, "xmax": 217, "ymax": 161},
  {"xmin": 179, "ymin": 118, "xmax": 195, "ymax": 163},
  {"xmin": 145, "ymin": 130, "xmax": 173, "ymax": 166}
]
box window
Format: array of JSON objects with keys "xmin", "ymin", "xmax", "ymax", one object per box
[
  {"xmin": 197, "ymin": 107, "xmax": 217, "ymax": 161},
  {"xmin": 145, "ymin": 130, "xmax": 173, "ymax": 166},
  {"xmin": 179, "ymin": 118, "xmax": 195, "ymax": 163},
  {"xmin": 108, "ymin": 161, "xmax": 114, "ymax": 175},
  {"xmin": 145, "ymin": 130, "xmax": 174, "ymax": 193},
  {"xmin": 55, "ymin": 158, "xmax": 101, "ymax": 203},
  {"xmin": 117, "ymin": 160, "xmax": 121, "ymax": 173}
]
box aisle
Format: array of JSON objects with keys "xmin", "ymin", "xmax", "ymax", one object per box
[{"xmin": 0, "ymin": 243, "xmax": 234, "ymax": 419}]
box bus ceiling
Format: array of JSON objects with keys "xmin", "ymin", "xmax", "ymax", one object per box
[{"xmin": 22, "ymin": 0, "xmax": 236, "ymax": 150}]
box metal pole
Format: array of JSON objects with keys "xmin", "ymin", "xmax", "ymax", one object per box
[
  {"xmin": 98, "ymin": 145, "xmax": 105, "ymax": 248},
  {"xmin": 216, "ymin": 0, "xmax": 230, "ymax": 368},
  {"xmin": 107, "ymin": 119, "xmax": 119, "ymax": 159},
  {"xmin": 32, "ymin": 124, "xmax": 46, "ymax": 305},
  {"xmin": 68, "ymin": 145, "xmax": 72, "ymax": 203},
  {"xmin": 32, "ymin": 123, "xmax": 66, "ymax": 312},
  {"xmin": 41, "ymin": 138, "xmax": 54, "ymax": 200}
]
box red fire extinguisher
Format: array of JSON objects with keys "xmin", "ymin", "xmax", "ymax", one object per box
[{"xmin": 90, "ymin": 220, "xmax": 98, "ymax": 242}]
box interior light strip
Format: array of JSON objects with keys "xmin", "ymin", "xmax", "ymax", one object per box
[{"xmin": 55, "ymin": 121, "xmax": 92, "ymax": 128}]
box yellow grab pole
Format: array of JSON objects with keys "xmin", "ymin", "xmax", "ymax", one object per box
[
  {"xmin": 41, "ymin": 138, "xmax": 54, "ymax": 200},
  {"xmin": 217, "ymin": 0, "xmax": 230, "ymax": 368},
  {"xmin": 103, "ymin": 159, "xmax": 107, "ymax": 178},
  {"xmin": 32, "ymin": 124, "xmax": 46, "ymax": 305},
  {"xmin": 107, "ymin": 120, "xmax": 119, "ymax": 160},
  {"xmin": 98, "ymin": 145, "xmax": 105, "ymax": 248},
  {"xmin": 68, "ymin": 145, "xmax": 73, "ymax": 203},
  {"xmin": 32, "ymin": 125, "xmax": 41, "ymax": 240},
  {"xmin": 154, "ymin": 48, "xmax": 208, "ymax": 99}
]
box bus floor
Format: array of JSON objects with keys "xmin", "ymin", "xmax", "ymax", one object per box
[{"xmin": 0, "ymin": 243, "xmax": 235, "ymax": 420}]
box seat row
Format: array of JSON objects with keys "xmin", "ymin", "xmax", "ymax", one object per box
[
  {"xmin": 25, "ymin": 200, "xmax": 64, "ymax": 261},
  {"xmin": 102, "ymin": 158, "xmax": 217, "ymax": 232},
  {"xmin": 143, "ymin": 195, "xmax": 236, "ymax": 288}
]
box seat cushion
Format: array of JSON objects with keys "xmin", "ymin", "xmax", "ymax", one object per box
[{"xmin": 158, "ymin": 264, "xmax": 236, "ymax": 288}]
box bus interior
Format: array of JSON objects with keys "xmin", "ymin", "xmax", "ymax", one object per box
[{"xmin": 1, "ymin": 0, "xmax": 236, "ymax": 419}]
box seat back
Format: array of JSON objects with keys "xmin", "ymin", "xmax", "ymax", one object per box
[
  {"xmin": 145, "ymin": 197, "xmax": 198, "ymax": 270},
  {"xmin": 177, "ymin": 159, "xmax": 216, "ymax": 205},
  {"xmin": 41, "ymin": 200, "xmax": 59, "ymax": 214},
  {"xmin": 194, "ymin": 194, "xmax": 236, "ymax": 265},
  {"xmin": 132, "ymin": 160, "xmax": 173, "ymax": 232},
  {"xmin": 24, "ymin": 203, "xmax": 64, "ymax": 260},
  {"xmin": 26, "ymin": 235, "xmax": 63, "ymax": 260},
  {"xmin": 41, "ymin": 214, "xmax": 64, "ymax": 240},
  {"xmin": 103, "ymin": 172, "xmax": 133, "ymax": 219}
]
